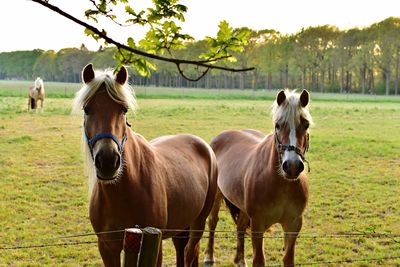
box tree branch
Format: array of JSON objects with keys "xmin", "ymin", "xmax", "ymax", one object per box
[
  {"xmin": 176, "ymin": 64, "xmax": 210, "ymax": 82},
  {"xmin": 31, "ymin": 0, "xmax": 255, "ymax": 74},
  {"xmin": 87, "ymin": 0, "xmax": 135, "ymax": 27}
]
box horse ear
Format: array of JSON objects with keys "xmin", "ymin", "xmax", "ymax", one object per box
[
  {"xmin": 115, "ymin": 65, "xmax": 128, "ymax": 85},
  {"xmin": 276, "ymin": 90, "xmax": 286, "ymax": 106},
  {"xmin": 82, "ymin": 64, "xmax": 95, "ymax": 84},
  {"xmin": 299, "ymin": 89, "xmax": 309, "ymax": 107}
]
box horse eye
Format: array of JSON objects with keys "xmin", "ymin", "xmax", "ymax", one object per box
[
  {"xmin": 275, "ymin": 123, "xmax": 281, "ymax": 130},
  {"xmin": 121, "ymin": 107, "xmax": 128, "ymax": 114},
  {"xmin": 304, "ymin": 122, "xmax": 309, "ymax": 130},
  {"xmin": 83, "ymin": 107, "xmax": 90, "ymax": 115}
]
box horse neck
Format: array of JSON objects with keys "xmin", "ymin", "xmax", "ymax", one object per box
[
  {"xmin": 257, "ymin": 134, "xmax": 280, "ymax": 172},
  {"xmin": 120, "ymin": 129, "xmax": 157, "ymax": 184}
]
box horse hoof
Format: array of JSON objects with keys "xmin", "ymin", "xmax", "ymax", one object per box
[{"xmin": 203, "ymin": 260, "xmax": 214, "ymax": 267}]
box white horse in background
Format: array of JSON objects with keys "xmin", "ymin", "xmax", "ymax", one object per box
[{"xmin": 28, "ymin": 77, "xmax": 45, "ymax": 111}]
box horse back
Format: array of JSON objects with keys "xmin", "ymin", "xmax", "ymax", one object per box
[{"xmin": 211, "ymin": 129, "xmax": 265, "ymax": 155}]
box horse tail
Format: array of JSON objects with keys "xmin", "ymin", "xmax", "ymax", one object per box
[
  {"xmin": 30, "ymin": 98, "xmax": 36, "ymax": 109},
  {"xmin": 223, "ymin": 197, "xmax": 240, "ymax": 224}
]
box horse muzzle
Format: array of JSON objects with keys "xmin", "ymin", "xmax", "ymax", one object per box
[
  {"xmin": 282, "ymin": 158, "xmax": 304, "ymax": 180},
  {"xmin": 93, "ymin": 140, "xmax": 122, "ymax": 180},
  {"xmin": 84, "ymin": 129, "xmax": 127, "ymax": 181}
]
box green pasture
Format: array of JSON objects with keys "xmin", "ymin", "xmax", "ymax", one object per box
[{"xmin": 0, "ymin": 88, "xmax": 399, "ymax": 266}]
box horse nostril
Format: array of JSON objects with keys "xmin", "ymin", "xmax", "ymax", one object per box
[
  {"xmin": 282, "ymin": 161, "xmax": 289, "ymax": 173},
  {"xmin": 298, "ymin": 161, "xmax": 304, "ymax": 173},
  {"xmin": 94, "ymin": 154, "xmax": 102, "ymax": 169},
  {"xmin": 113, "ymin": 153, "xmax": 121, "ymax": 170}
]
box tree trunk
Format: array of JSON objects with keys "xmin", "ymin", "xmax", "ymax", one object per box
[
  {"xmin": 268, "ymin": 72, "xmax": 272, "ymax": 89},
  {"xmin": 252, "ymin": 72, "xmax": 258, "ymax": 90},
  {"xmin": 385, "ymin": 69, "xmax": 390, "ymax": 95},
  {"xmin": 320, "ymin": 70, "xmax": 325, "ymax": 93},
  {"xmin": 370, "ymin": 69, "xmax": 375, "ymax": 94},
  {"xmin": 340, "ymin": 66, "xmax": 344, "ymax": 93},
  {"xmin": 361, "ymin": 64, "xmax": 366, "ymax": 94},
  {"xmin": 239, "ymin": 73, "xmax": 244, "ymax": 90},
  {"xmin": 395, "ymin": 55, "xmax": 399, "ymax": 95},
  {"xmin": 284, "ymin": 64, "xmax": 289, "ymax": 88}
]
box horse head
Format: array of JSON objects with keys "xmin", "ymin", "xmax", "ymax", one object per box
[
  {"xmin": 78, "ymin": 64, "xmax": 135, "ymax": 182},
  {"xmin": 35, "ymin": 77, "xmax": 43, "ymax": 92},
  {"xmin": 272, "ymin": 89, "xmax": 313, "ymax": 180}
]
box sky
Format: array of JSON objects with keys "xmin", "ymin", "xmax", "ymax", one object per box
[{"xmin": 2, "ymin": 0, "xmax": 400, "ymax": 53}]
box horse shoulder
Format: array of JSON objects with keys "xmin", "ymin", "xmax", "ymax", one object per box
[{"xmin": 212, "ymin": 130, "xmax": 264, "ymax": 210}]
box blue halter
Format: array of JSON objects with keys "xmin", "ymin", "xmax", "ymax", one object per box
[{"xmin": 84, "ymin": 127, "xmax": 127, "ymax": 160}]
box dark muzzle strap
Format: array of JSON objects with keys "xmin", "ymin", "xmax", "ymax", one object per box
[
  {"xmin": 84, "ymin": 128, "xmax": 127, "ymax": 160},
  {"xmin": 275, "ymin": 132, "xmax": 311, "ymax": 173}
]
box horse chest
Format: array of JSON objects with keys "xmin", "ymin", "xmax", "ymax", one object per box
[
  {"xmin": 246, "ymin": 180, "xmax": 308, "ymax": 222},
  {"xmin": 90, "ymin": 187, "xmax": 169, "ymax": 232}
]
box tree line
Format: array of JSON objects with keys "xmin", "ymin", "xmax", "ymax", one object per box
[{"xmin": 1, "ymin": 17, "xmax": 399, "ymax": 95}]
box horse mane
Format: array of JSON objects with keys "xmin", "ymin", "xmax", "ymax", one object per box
[
  {"xmin": 271, "ymin": 89, "xmax": 313, "ymax": 126},
  {"xmin": 72, "ymin": 69, "xmax": 137, "ymax": 114},
  {"xmin": 72, "ymin": 68, "xmax": 137, "ymax": 196}
]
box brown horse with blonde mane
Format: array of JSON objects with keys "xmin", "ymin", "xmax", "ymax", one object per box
[
  {"xmin": 28, "ymin": 77, "xmax": 45, "ymax": 111},
  {"xmin": 204, "ymin": 89, "xmax": 313, "ymax": 267},
  {"xmin": 73, "ymin": 64, "xmax": 218, "ymax": 267}
]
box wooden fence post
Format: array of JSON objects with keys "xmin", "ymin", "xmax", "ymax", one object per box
[
  {"xmin": 122, "ymin": 228, "xmax": 142, "ymax": 267},
  {"xmin": 137, "ymin": 227, "xmax": 162, "ymax": 267}
]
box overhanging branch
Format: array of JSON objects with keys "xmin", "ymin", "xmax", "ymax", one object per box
[{"xmin": 31, "ymin": 0, "xmax": 255, "ymax": 74}]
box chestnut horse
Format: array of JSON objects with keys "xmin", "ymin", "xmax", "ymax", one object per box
[
  {"xmin": 28, "ymin": 77, "xmax": 45, "ymax": 111},
  {"xmin": 72, "ymin": 64, "xmax": 218, "ymax": 267},
  {"xmin": 204, "ymin": 90, "xmax": 313, "ymax": 267}
]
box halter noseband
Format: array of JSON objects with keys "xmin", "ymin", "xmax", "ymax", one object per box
[
  {"xmin": 274, "ymin": 126, "xmax": 310, "ymax": 172},
  {"xmin": 84, "ymin": 126, "xmax": 128, "ymax": 160}
]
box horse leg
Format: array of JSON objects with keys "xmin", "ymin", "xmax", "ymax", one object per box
[
  {"xmin": 185, "ymin": 218, "xmax": 209, "ymax": 267},
  {"xmin": 28, "ymin": 97, "xmax": 31, "ymax": 111},
  {"xmin": 282, "ymin": 216, "xmax": 303, "ymax": 267},
  {"xmin": 98, "ymin": 239, "xmax": 121, "ymax": 267},
  {"xmin": 250, "ymin": 219, "xmax": 271, "ymax": 267},
  {"xmin": 204, "ymin": 188, "xmax": 223, "ymax": 266},
  {"xmin": 173, "ymin": 231, "xmax": 189, "ymax": 267},
  {"xmin": 234, "ymin": 211, "xmax": 250, "ymax": 267}
]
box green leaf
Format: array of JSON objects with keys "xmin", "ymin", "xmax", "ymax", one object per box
[
  {"xmin": 84, "ymin": 28, "xmax": 101, "ymax": 41},
  {"xmin": 127, "ymin": 37, "xmax": 136, "ymax": 48}
]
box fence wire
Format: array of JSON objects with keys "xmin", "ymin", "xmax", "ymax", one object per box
[
  {"xmin": 1, "ymin": 228, "xmax": 399, "ymax": 267},
  {"xmin": 1, "ymin": 228, "xmax": 399, "ymax": 250}
]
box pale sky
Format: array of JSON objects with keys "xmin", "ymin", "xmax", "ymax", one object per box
[{"xmin": 2, "ymin": 0, "xmax": 400, "ymax": 52}]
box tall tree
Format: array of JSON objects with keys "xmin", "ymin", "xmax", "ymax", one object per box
[
  {"xmin": 33, "ymin": 50, "xmax": 58, "ymax": 81},
  {"xmin": 255, "ymin": 30, "xmax": 282, "ymax": 89},
  {"xmin": 370, "ymin": 17, "xmax": 400, "ymax": 95}
]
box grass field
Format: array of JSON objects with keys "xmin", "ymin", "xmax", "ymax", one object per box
[{"xmin": 0, "ymin": 85, "xmax": 399, "ymax": 266}]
